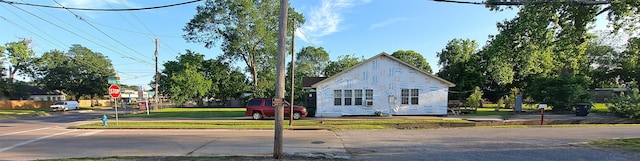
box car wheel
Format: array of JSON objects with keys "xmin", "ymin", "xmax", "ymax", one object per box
[
  {"xmin": 252, "ymin": 112, "xmax": 263, "ymax": 120},
  {"xmin": 293, "ymin": 112, "xmax": 302, "ymax": 120}
]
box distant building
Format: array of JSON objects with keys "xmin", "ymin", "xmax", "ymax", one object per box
[{"xmin": 27, "ymin": 86, "xmax": 66, "ymax": 101}]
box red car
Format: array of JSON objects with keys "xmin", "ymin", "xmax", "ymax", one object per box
[{"xmin": 245, "ymin": 98, "xmax": 308, "ymax": 120}]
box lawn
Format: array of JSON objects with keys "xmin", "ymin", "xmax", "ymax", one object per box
[
  {"xmin": 0, "ymin": 108, "xmax": 50, "ymax": 119},
  {"xmin": 590, "ymin": 138, "xmax": 640, "ymax": 152},
  {"xmin": 121, "ymin": 107, "xmax": 246, "ymax": 118}
]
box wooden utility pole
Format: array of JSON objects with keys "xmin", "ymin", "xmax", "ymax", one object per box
[
  {"xmin": 155, "ymin": 38, "xmax": 159, "ymax": 111},
  {"xmin": 274, "ymin": 0, "xmax": 289, "ymax": 159},
  {"xmin": 289, "ymin": 18, "xmax": 296, "ymax": 126}
]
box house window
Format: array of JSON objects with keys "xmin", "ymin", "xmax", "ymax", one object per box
[
  {"xmin": 334, "ymin": 90, "xmax": 342, "ymax": 106},
  {"xmin": 401, "ymin": 89, "xmax": 409, "ymax": 105},
  {"xmin": 354, "ymin": 89, "xmax": 363, "ymax": 105},
  {"xmin": 411, "ymin": 89, "xmax": 419, "ymax": 105},
  {"xmin": 401, "ymin": 89, "xmax": 420, "ymax": 105},
  {"xmin": 365, "ymin": 89, "xmax": 373, "ymax": 106},
  {"xmin": 344, "ymin": 90, "xmax": 352, "ymax": 105}
]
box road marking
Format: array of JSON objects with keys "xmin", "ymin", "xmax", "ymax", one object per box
[
  {"xmin": 0, "ymin": 127, "xmax": 51, "ymax": 137},
  {"xmin": 0, "ymin": 130, "xmax": 78, "ymax": 152},
  {"xmin": 74, "ymin": 130, "xmax": 103, "ymax": 137}
]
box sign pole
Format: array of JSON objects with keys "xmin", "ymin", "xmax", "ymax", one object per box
[{"xmin": 115, "ymin": 98, "xmax": 119, "ymax": 126}]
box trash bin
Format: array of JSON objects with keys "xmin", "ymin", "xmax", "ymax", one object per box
[{"xmin": 575, "ymin": 103, "xmax": 591, "ymax": 116}]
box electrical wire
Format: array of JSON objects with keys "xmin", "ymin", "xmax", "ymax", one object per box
[
  {"xmin": 53, "ymin": 0, "xmax": 155, "ymax": 66},
  {"xmin": 0, "ymin": 15, "xmax": 66, "ymax": 50},
  {"xmin": 7, "ymin": 4, "xmax": 153, "ymax": 66},
  {"xmin": 0, "ymin": 0, "xmax": 203, "ymax": 11},
  {"xmin": 0, "ymin": 4, "xmax": 67, "ymax": 49}
]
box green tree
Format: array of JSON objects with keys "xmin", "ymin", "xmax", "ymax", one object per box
[
  {"xmin": 617, "ymin": 38, "xmax": 640, "ymax": 84},
  {"xmin": 528, "ymin": 74, "xmax": 592, "ymax": 111},
  {"xmin": 466, "ymin": 86, "xmax": 483, "ymax": 108},
  {"xmin": 323, "ymin": 54, "xmax": 364, "ymax": 77},
  {"xmin": 436, "ymin": 38, "xmax": 486, "ymax": 100},
  {"xmin": 35, "ymin": 45, "xmax": 115, "ymax": 101},
  {"xmin": 2, "ymin": 39, "xmax": 36, "ymax": 82},
  {"xmin": 183, "ymin": 0, "xmax": 304, "ymax": 95},
  {"xmin": 285, "ymin": 46, "xmax": 330, "ymax": 104},
  {"xmin": 168, "ymin": 64, "xmax": 212, "ymax": 105},
  {"xmin": 391, "ymin": 50, "xmax": 432, "ymax": 74},
  {"xmin": 295, "ymin": 46, "xmax": 330, "ymax": 77}
]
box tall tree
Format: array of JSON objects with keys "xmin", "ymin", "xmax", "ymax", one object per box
[
  {"xmin": 391, "ymin": 50, "xmax": 432, "ymax": 73},
  {"xmin": 323, "ymin": 54, "xmax": 364, "ymax": 77},
  {"xmin": 2, "ymin": 39, "xmax": 36, "ymax": 82},
  {"xmin": 183, "ymin": 0, "xmax": 304, "ymax": 95},
  {"xmin": 295, "ymin": 46, "xmax": 330, "ymax": 77},
  {"xmin": 436, "ymin": 39, "xmax": 486, "ymax": 100},
  {"xmin": 35, "ymin": 45, "xmax": 115, "ymax": 101}
]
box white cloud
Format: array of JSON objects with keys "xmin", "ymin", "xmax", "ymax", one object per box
[
  {"xmin": 369, "ymin": 17, "xmax": 411, "ymax": 30},
  {"xmin": 297, "ymin": 0, "xmax": 370, "ymax": 44}
]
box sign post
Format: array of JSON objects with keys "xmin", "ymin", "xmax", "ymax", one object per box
[
  {"xmin": 109, "ymin": 84, "xmax": 121, "ymax": 126},
  {"xmin": 538, "ymin": 104, "xmax": 547, "ymax": 125}
]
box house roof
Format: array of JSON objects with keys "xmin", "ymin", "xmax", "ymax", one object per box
[
  {"xmin": 27, "ymin": 86, "xmax": 66, "ymax": 95},
  {"xmin": 311, "ymin": 52, "xmax": 455, "ymax": 88},
  {"xmin": 302, "ymin": 77, "xmax": 328, "ymax": 89}
]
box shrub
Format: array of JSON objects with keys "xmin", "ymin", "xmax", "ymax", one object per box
[
  {"xmin": 528, "ymin": 74, "xmax": 592, "ymax": 111},
  {"xmin": 607, "ymin": 88, "xmax": 640, "ymax": 119},
  {"xmin": 466, "ymin": 86, "xmax": 483, "ymax": 108}
]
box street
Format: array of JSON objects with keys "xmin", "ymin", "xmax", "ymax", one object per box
[{"xmin": 1, "ymin": 111, "xmax": 639, "ymax": 160}]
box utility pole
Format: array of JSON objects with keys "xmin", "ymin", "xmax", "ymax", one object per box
[
  {"xmin": 155, "ymin": 38, "xmax": 159, "ymax": 111},
  {"xmin": 274, "ymin": 0, "xmax": 288, "ymax": 159},
  {"xmin": 289, "ymin": 18, "xmax": 295, "ymax": 126}
]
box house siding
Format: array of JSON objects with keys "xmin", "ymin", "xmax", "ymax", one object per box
[{"xmin": 314, "ymin": 55, "xmax": 449, "ymax": 117}]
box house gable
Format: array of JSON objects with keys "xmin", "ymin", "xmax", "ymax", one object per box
[{"xmin": 311, "ymin": 52, "xmax": 454, "ymax": 117}]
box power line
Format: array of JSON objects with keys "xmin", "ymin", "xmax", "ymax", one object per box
[
  {"xmin": 7, "ymin": 4, "xmax": 153, "ymax": 67},
  {"xmin": 53, "ymin": 0, "xmax": 155, "ymax": 66},
  {"xmin": 0, "ymin": 4, "xmax": 66, "ymax": 49},
  {"xmin": 83, "ymin": 19, "xmax": 181, "ymax": 38},
  {"xmin": 0, "ymin": 0, "xmax": 202, "ymax": 11}
]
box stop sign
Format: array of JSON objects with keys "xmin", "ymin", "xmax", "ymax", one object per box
[{"xmin": 109, "ymin": 84, "xmax": 121, "ymax": 98}]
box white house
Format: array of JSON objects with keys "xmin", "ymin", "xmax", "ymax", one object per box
[{"xmin": 311, "ymin": 53, "xmax": 455, "ymax": 117}]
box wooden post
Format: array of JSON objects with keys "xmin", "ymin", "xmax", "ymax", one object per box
[{"xmin": 274, "ymin": 0, "xmax": 289, "ymax": 159}]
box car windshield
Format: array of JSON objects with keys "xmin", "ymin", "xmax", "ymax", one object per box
[{"xmin": 53, "ymin": 102, "xmax": 64, "ymax": 105}]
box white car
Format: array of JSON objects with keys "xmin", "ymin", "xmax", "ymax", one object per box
[{"xmin": 50, "ymin": 101, "xmax": 80, "ymax": 112}]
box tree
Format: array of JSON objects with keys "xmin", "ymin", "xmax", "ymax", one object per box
[
  {"xmin": 159, "ymin": 50, "xmax": 249, "ymax": 105},
  {"xmin": 391, "ymin": 50, "xmax": 432, "ymax": 73},
  {"xmin": 295, "ymin": 46, "xmax": 330, "ymax": 77},
  {"xmin": 584, "ymin": 41, "xmax": 625, "ymax": 88},
  {"xmin": 284, "ymin": 46, "xmax": 330, "ymax": 104},
  {"xmin": 436, "ymin": 39, "xmax": 486, "ymax": 100},
  {"xmin": 466, "ymin": 86, "xmax": 483, "ymax": 108},
  {"xmin": 618, "ymin": 38, "xmax": 640, "ymax": 84},
  {"xmin": 528, "ymin": 74, "xmax": 592, "ymax": 111},
  {"xmin": 323, "ymin": 54, "xmax": 364, "ymax": 77},
  {"xmin": 183, "ymin": 0, "xmax": 304, "ymax": 95},
  {"xmin": 35, "ymin": 45, "xmax": 115, "ymax": 101},
  {"xmin": 2, "ymin": 39, "xmax": 36, "ymax": 82}
]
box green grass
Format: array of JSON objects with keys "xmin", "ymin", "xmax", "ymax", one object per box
[
  {"xmin": 591, "ymin": 103, "xmax": 609, "ymax": 113},
  {"xmin": 120, "ymin": 108, "xmax": 246, "ymax": 118},
  {"xmin": 73, "ymin": 119, "xmax": 470, "ymax": 130},
  {"xmin": 0, "ymin": 108, "xmax": 49, "ymax": 119},
  {"xmin": 590, "ymin": 138, "xmax": 640, "ymax": 152}
]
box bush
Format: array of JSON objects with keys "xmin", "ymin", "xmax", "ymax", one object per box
[
  {"xmin": 528, "ymin": 74, "xmax": 592, "ymax": 111},
  {"xmin": 607, "ymin": 88, "xmax": 640, "ymax": 119}
]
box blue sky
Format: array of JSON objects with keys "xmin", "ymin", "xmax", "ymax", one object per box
[{"xmin": 1, "ymin": 0, "xmax": 613, "ymax": 88}]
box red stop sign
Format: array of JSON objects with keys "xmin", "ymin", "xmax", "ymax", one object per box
[{"xmin": 109, "ymin": 84, "xmax": 121, "ymax": 98}]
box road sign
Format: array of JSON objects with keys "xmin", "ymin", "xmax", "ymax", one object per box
[
  {"xmin": 138, "ymin": 101, "xmax": 147, "ymax": 111},
  {"xmin": 109, "ymin": 84, "xmax": 121, "ymax": 98}
]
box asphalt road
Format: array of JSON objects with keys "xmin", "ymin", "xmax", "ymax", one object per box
[{"xmin": 1, "ymin": 111, "xmax": 639, "ymax": 161}]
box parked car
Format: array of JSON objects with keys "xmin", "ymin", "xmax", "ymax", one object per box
[
  {"xmin": 50, "ymin": 101, "xmax": 80, "ymax": 112},
  {"xmin": 245, "ymin": 98, "xmax": 308, "ymax": 120}
]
